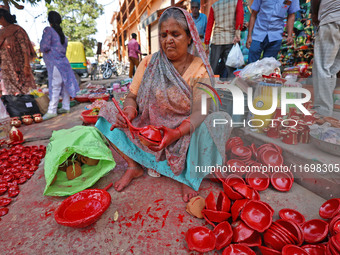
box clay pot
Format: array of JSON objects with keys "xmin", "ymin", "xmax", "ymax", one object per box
[
  {"xmin": 282, "ymin": 244, "xmax": 308, "ymax": 255},
  {"xmin": 9, "ymin": 126, "xmax": 24, "ymax": 143},
  {"xmin": 51, "ymin": 175, "xmax": 57, "ymax": 185},
  {"xmin": 231, "ymin": 199, "xmax": 249, "ymax": 222},
  {"xmin": 66, "ymin": 161, "xmax": 82, "ymax": 180},
  {"xmin": 59, "ymin": 159, "xmax": 73, "ymax": 172},
  {"xmin": 222, "ymin": 244, "xmax": 255, "ymax": 255},
  {"xmin": 186, "ymin": 226, "xmax": 216, "ymax": 253},
  {"xmin": 271, "ymin": 172, "xmax": 293, "ymax": 192},
  {"xmin": 301, "ymin": 219, "xmax": 329, "ymax": 244},
  {"xmin": 34, "ymin": 116, "xmax": 43, "ymax": 123},
  {"xmin": 213, "ymin": 221, "xmax": 233, "ymax": 250},
  {"xmin": 186, "ymin": 196, "xmax": 205, "ymax": 219},
  {"xmin": 319, "ymin": 198, "xmax": 340, "ymax": 219},
  {"xmin": 22, "ymin": 116, "xmax": 33, "ymax": 125},
  {"xmin": 79, "ymin": 155, "xmax": 100, "ymax": 166},
  {"xmin": 258, "ymin": 246, "xmax": 281, "ymax": 255},
  {"xmin": 10, "ymin": 117, "xmax": 22, "ymax": 128},
  {"xmin": 240, "ymin": 200, "xmax": 273, "ymax": 233},
  {"xmin": 279, "ymin": 208, "xmax": 305, "ymax": 225}
]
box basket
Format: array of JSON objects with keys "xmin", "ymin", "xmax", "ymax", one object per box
[
  {"xmin": 80, "ymin": 110, "xmax": 98, "ymax": 124},
  {"xmin": 75, "ymin": 95, "xmax": 90, "ymax": 103},
  {"xmin": 0, "ymin": 117, "xmax": 11, "ymax": 140},
  {"xmin": 89, "ymin": 95, "xmax": 109, "ymax": 102}
]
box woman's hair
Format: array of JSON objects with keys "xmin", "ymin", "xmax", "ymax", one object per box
[
  {"xmin": 0, "ymin": 9, "xmax": 17, "ymax": 24},
  {"xmin": 159, "ymin": 8, "xmax": 190, "ymax": 38},
  {"xmin": 48, "ymin": 11, "xmax": 65, "ymax": 45}
]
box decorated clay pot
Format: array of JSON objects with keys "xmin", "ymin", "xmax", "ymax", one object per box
[
  {"xmin": 9, "ymin": 126, "xmax": 24, "ymax": 143},
  {"xmin": 10, "ymin": 117, "xmax": 21, "ymax": 128},
  {"xmin": 34, "ymin": 116, "xmax": 43, "ymax": 123},
  {"xmin": 266, "ymin": 123, "xmax": 280, "ymax": 138},
  {"xmin": 22, "ymin": 115, "xmax": 33, "ymax": 125},
  {"xmin": 281, "ymin": 128, "xmax": 298, "ymax": 145}
]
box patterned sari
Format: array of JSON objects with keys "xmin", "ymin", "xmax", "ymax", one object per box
[
  {"xmin": 97, "ymin": 7, "xmax": 231, "ymax": 189},
  {"xmin": 0, "ymin": 24, "xmax": 36, "ymax": 95}
]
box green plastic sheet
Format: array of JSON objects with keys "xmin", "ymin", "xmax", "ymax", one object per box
[{"xmin": 43, "ymin": 126, "xmax": 116, "ymax": 196}]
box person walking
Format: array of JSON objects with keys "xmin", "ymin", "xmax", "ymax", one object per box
[
  {"xmin": 204, "ymin": 0, "xmax": 244, "ymax": 79},
  {"xmin": 40, "ymin": 11, "xmax": 79, "ymax": 121},
  {"xmin": 246, "ymin": 0, "xmax": 300, "ymax": 63},
  {"xmin": 312, "ymin": 0, "xmax": 340, "ymax": 117},
  {"xmin": 0, "ymin": 5, "xmax": 36, "ymax": 95},
  {"xmin": 190, "ymin": 0, "xmax": 207, "ymax": 42},
  {"xmin": 127, "ymin": 33, "xmax": 142, "ymax": 78}
]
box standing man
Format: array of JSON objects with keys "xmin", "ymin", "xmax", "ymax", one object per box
[
  {"xmin": 128, "ymin": 33, "xmax": 141, "ymax": 78},
  {"xmin": 312, "ymin": 0, "xmax": 340, "ymax": 117},
  {"xmin": 246, "ymin": 0, "xmax": 300, "ymax": 63},
  {"xmin": 191, "ymin": 0, "xmax": 207, "ymax": 42},
  {"xmin": 204, "ymin": 0, "xmax": 244, "ymax": 78}
]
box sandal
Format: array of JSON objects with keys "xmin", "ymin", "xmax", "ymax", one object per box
[{"xmin": 147, "ymin": 168, "xmax": 161, "ymax": 178}]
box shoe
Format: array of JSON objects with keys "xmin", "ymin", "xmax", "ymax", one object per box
[
  {"xmin": 42, "ymin": 113, "xmax": 57, "ymax": 120},
  {"xmin": 57, "ymin": 108, "xmax": 70, "ymax": 114}
]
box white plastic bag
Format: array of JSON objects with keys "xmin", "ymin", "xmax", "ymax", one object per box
[
  {"xmin": 239, "ymin": 57, "xmax": 281, "ymax": 80},
  {"xmin": 226, "ymin": 44, "xmax": 245, "ymax": 68}
]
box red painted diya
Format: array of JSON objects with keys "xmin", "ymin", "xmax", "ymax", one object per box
[
  {"xmin": 186, "ymin": 226, "xmax": 216, "ymax": 252},
  {"xmin": 213, "ymin": 221, "xmax": 233, "ymax": 250},
  {"xmin": 329, "ymin": 214, "xmax": 340, "ymax": 236},
  {"xmin": 261, "ymin": 149, "xmax": 283, "ymax": 167},
  {"xmin": 282, "ymin": 244, "xmax": 308, "ymax": 255},
  {"xmin": 301, "ymin": 244, "xmax": 327, "ymax": 255},
  {"xmin": 111, "ymin": 98, "xmax": 163, "ymax": 146},
  {"xmin": 245, "ymin": 171, "xmax": 270, "ymax": 191},
  {"xmin": 258, "ymin": 246, "xmax": 281, "ymax": 255},
  {"xmin": 240, "ymin": 200, "xmax": 273, "ymax": 233},
  {"xmin": 279, "ymin": 208, "xmax": 305, "ymax": 225},
  {"xmin": 319, "ymin": 198, "xmax": 340, "ymax": 219},
  {"xmin": 222, "ymin": 244, "xmax": 255, "ymax": 255},
  {"xmin": 270, "ymin": 172, "xmax": 293, "ymax": 192},
  {"xmin": 301, "ymin": 219, "xmax": 329, "ymax": 244}
]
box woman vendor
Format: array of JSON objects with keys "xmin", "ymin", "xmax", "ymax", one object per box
[{"xmin": 96, "ymin": 7, "xmax": 231, "ymax": 202}]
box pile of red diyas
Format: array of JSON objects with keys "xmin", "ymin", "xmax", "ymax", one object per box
[
  {"xmin": 0, "ymin": 144, "xmax": 46, "ymax": 221},
  {"xmin": 263, "ymin": 102, "xmax": 316, "ymax": 145},
  {"xmin": 223, "ymin": 137, "xmax": 294, "ymax": 193},
  {"xmin": 185, "ymin": 137, "xmax": 340, "ymax": 254}
]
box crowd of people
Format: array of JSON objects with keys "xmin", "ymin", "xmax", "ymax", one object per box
[{"xmin": 0, "ymin": 1, "xmax": 339, "ymax": 201}]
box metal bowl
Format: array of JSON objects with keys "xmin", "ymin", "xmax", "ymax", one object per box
[{"xmin": 310, "ymin": 135, "xmax": 340, "ymax": 156}]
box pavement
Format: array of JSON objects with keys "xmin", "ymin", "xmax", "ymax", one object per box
[{"xmin": 0, "ymin": 76, "xmax": 336, "ymax": 254}]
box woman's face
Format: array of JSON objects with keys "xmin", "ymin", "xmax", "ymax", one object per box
[{"xmin": 160, "ymin": 17, "xmax": 191, "ymax": 61}]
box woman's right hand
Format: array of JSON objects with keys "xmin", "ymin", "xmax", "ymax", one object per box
[{"xmin": 110, "ymin": 107, "xmax": 137, "ymax": 130}]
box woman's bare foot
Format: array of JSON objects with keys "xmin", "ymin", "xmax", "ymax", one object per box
[
  {"xmin": 181, "ymin": 183, "xmax": 199, "ymax": 202},
  {"xmin": 114, "ymin": 166, "xmax": 144, "ymax": 192}
]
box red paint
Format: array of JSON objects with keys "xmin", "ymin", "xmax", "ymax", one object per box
[
  {"xmin": 141, "ymin": 219, "xmax": 145, "ymax": 227},
  {"xmin": 146, "ymin": 207, "xmax": 151, "ymax": 214},
  {"xmin": 125, "ymin": 222, "xmax": 132, "ymax": 227},
  {"xmin": 155, "ymin": 208, "xmax": 162, "ymax": 211},
  {"xmin": 166, "ymin": 244, "xmax": 171, "ymax": 247},
  {"xmin": 131, "ymin": 211, "xmax": 141, "ymax": 221},
  {"xmin": 148, "ymin": 214, "xmax": 160, "ymax": 220},
  {"xmin": 178, "ymin": 214, "xmax": 184, "ymax": 223},
  {"xmin": 151, "ymin": 230, "xmax": 159, "ymax": 233},
  {"xmin": 176, "ymin": 239, "xmax": 179, "ymax": 242},
  {"xmin": 162, "ymin": 210, "xmax": 169, "ymax": 219},
  {"xmin": 154, "ymin": 199, "xmax": 164, "ymax": 203},
  {"xmin": 130, "ymin": 246, "xmax": 134, "ymax": 254}
]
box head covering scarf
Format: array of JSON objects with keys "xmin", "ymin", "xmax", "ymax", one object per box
[{"xmin": 100, "ymin": 7, "xmax": 229, "ymax": 175}]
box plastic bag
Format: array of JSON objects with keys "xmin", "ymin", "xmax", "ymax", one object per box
[
  {"xmin": 0, "ymin": 99, "xmax": 9, "ymax": 119},
  {"xmin": 1, "ymin": 94, "xmax": 41, "ymax": 117},
  {"xmin": 239, "ymin": 57, "xmax": 281, "ymax": 80},
  {"xmin": 44, "ymin": 126, "xmax": 116, "ymax": 196},
  {"xmin": 226, "ymin": 44, "xmax": 245, "ymax": 68}
]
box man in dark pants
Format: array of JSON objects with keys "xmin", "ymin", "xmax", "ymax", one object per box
[
  {"xmin": 204, "ymin": 0, "xmax": 244, "ymax": 79},
  {"xmin": 127, "ymin": 33, "xmax": 141, "ymax": 78}
]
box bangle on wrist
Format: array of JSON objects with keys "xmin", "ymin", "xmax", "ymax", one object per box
[
  {"xmin": 182, "ymin": 118, "xmax": 196, "ymax": 132},
  {"xmin": 176, "ymin": 127, "xmax": 183, "ymax": 137},
  {"xmin": 123, "ymin": 106, "xmax": 138, "ymax": 118}
]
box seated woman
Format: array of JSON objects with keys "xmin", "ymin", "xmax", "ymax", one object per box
[{"xmin": 96, "ymin": 7, "xmax": 231, "ymax": 202}]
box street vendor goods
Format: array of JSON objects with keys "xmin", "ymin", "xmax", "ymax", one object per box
[
  {"xmin": 43, "ymin": 126, "xmax": 116, "ymax": 196},
  {"xmin": 54, "ymin": 183, "xmax": 113, "ymax": 228}
]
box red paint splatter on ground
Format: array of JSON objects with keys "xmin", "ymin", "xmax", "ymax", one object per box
[
  {"xmin": 80, "ymin": 227, "xmax": 95, "ymax": 234},
  {"xmin": 176, "ymin": 239, "xmax": 179, "ymax": 242},
  {"xmin": 146, "ymin": 207, "xmax": 151, "ymax": 214},
  {"xmin": 151, "ymin": 230, "xmax": 159, "ymax": 233},
  {"xmin": 189, "ymin": 219, "xmax": 192, "ymax": 223},
  {"xmin": 162, "ymin": 210, "xmax": 170, "ymax": 219},
  {"xmin": 181, "ymin": 231, "xmax": 185, "ymax": 235},
  {"xmin": 125, "ymin": 222, "xmax": 132, "ymax": 227},
  {"xmin": 166, "ymin": 244, "xmax": 171, "ymax": 247},
  {"xmin": 154, "ymin": 199, "xmax": 164, "ymax": 203},
  {"xmin": 155, "ymin": 208, "xmax": 162, "ymax": 211},
  {"xmin": 131, "ymin": 211, "xmax": 140, "ymax": 221},
  {"xmin": 130, "ymin": 246, "xmax": 134, "ymax": 254},
  {"xmin": 141, "ymin": 219, "xmax": 145, "ymax": 227},
  {"xmin": 148, "ymin": 214, "xmax": 160, "ymax": 220},
  {"xmin": 178, "ymin": 214, "xmax": 184, "ymax": 223}
]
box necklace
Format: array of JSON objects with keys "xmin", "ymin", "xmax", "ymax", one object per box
[{"xmin": 178, "ymin": 54, "xmax": 189, "ymax": 76}]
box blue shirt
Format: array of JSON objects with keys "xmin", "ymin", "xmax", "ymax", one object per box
[
  {"xmin": 191, "ymin": 13, "xmax": 208, "ymax": 40},
  {"xmin": 251, "ymin": 0, "xmax": 300, "ymax": 42}
]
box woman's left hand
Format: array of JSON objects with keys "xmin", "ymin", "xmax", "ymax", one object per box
[{"xmin": 148, "ymin": 125, "xmax": 181, "ymax": 152}]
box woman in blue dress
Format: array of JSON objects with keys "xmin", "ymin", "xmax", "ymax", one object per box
[{"xmin": 40, "ymin": 11, "xmax": 79, "ymax": 120}]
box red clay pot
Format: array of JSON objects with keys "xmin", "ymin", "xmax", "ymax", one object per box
[
  {"xmin": 222, "ymin": 244, "xmax": 255, "ymax": 255},
  {"xmin": 319, "ymin": 198, "xmax": 340, "ymax": 219},
  {"xmin": 202, "ymin": 209, "xmax": 231, "ymax": 225},
  {"xmin": 258, "ymin": 246, "xmax": 281, "ymax": 255},
  {"xmin": 231, "ymin": 199, "xmax": 249, "ymax": 222},
  {"xmin": 240, "ymin": 200, "xmax": 273, "ymax": 232},
  {"xmin": 276, "ymin": 219, "xmax": 304, "ymax": 246},
  {"xmin": 301, "ymin": 244, "xmax": 327, "ymax": 255},
  {"xmin": 279, "ymin": 208, "xmax": 306, "ymax": 225},
  {"xmin": 186, "ymin": 226, "xmax": 216, "ymax": 253},
  {"xmin": 302, "ymin": 219, "xmax": 329, "ymax": 244},
  {"xmin": 232, "ymin": 220, "xmax": 255, "ymax": 243},
  {"xmin": 245, "ymin": 171, "xmax": 270, "ymax": 191},
  {"xmin": 282, "ymin": 244, "xmax": 308, "ymax": 255},
  {"xmin": 213, "ymin": 221, "xmax": 233, "ymax": 250},
  {"xmin": 329, "ymin": 214, "xmax": 340, "ymax": 236},
  {"xmin": 270, "ymin": 172, "xmax": 293, "ymax": 192}
]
